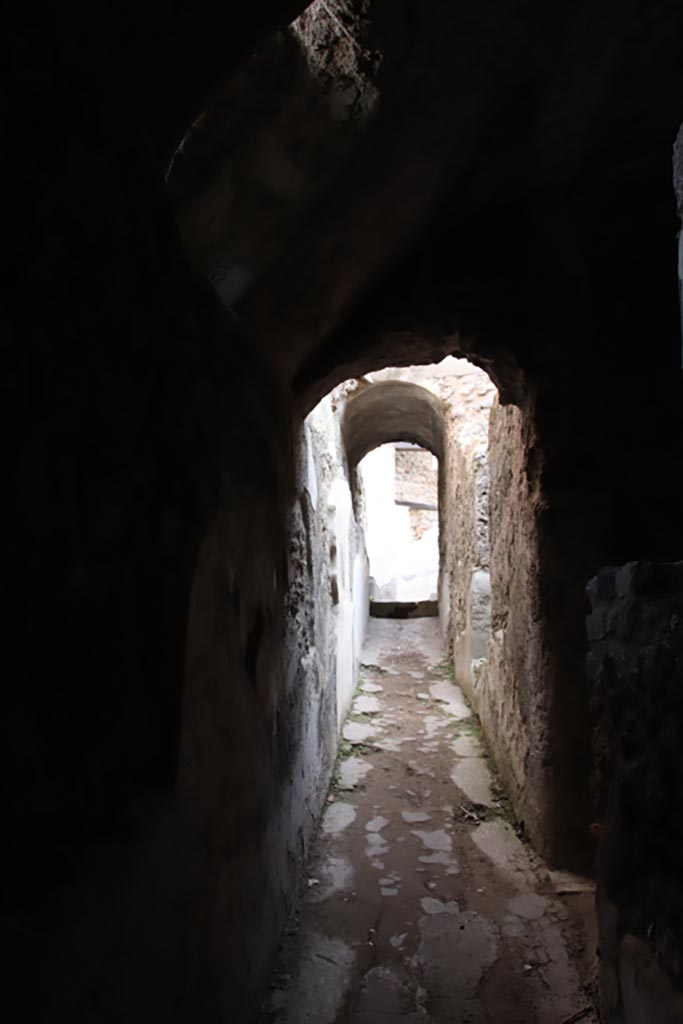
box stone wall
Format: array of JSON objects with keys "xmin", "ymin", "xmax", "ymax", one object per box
[
  {"xmin": 7, "ymin": 309, "xmax": 308, "ymax": 1022},
  {"xmin": 395, "ymin": 447, "xmax": 439, "ymax": 539},
  {"xmin": 438, "ymin": 362, "xmax": 496, "ymax": 697},
  {"xmin": 395, "ymin": 447, "xmax": 438, "ymax": 504},
  {"xmin": 438, "ymin": 376, "xmax": 557, "ymax": 859},
  {"xmin": 474, "ymin": 398, "xmax": 551, "ymax": 853},
  {"xmin": 6, "ymin": 219, "xmax": 367, "ymax": 1024},
  {"xmin": 300, "ymin": 388, "xmax": 370, "ymax": 726},
  {"xmin": 588, "ymin": 561, "xmax": 683, "ymax": 1024},
  {"xmin": 440, "ymin": 367, "xmax": 609, "ymax": 870},
  {"xmin": 176, "ymin": 382, "xmax": 369, "ymax": 1020}
]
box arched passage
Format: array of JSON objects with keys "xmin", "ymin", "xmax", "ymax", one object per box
[
  {"xmin": 341, "ymin": 380, "xmax": 446, "ymax": 468},
  {"xmin": 330, "ymin": 360, "xmax": 593, "ymax": 886},
  {"xmin": 342, "ymin": 380, "xmax": 447, "ymax": 613},
  {"xmin": 8, "ymin": 4, "xmax": 683, "ymax": 1023},
  {"xmin": 263, "ymin": 355, "xmax": 602, "ymax": 1021}
]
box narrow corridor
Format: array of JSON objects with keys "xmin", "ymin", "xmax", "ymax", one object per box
[{"xmin": 262, "ymin": 619, "xmax": 597, "ymax": 1024}]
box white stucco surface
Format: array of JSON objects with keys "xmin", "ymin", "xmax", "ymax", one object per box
[{"xmin": 359, "ymin": 444, "xmax": 439, "ymax": 602}]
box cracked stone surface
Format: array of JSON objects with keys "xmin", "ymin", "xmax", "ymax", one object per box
[
  {"xmin": 339, "ymin": 757, "xmax": 373, "ymax": 790},
  {"xmin": 451, "ymin": 757, "xmax": 496, "ymax": 808},
  {"xmin": 360, "ymin": 681, "xmax": 384, "ymax": 694},
  {"xmin": 353, "ymin": 694, "xmax": 382, "ymax": 715},
  {"xmin": 343, "ymin": 721, "xmax": 376, "ymax": 744},
  {"xmin": 261, "ymin": 619, "xmax": 597, "ymax": 1023}
]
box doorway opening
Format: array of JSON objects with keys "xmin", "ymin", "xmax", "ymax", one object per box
[{"xmin": 360, "ymin": 440, "xmax": 439, "ymax": 618}]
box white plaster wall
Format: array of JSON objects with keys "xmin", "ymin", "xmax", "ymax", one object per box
[
  {"xmin": 329, "ymin": 476, "xmax": 369, "ymax": 723},
  {"xmin": 303, "ymin": 391, "xmax": 370, "ymax": 730},
  {"xmin": 359, "ymin": 444, "xmax": 439, "ymax": 602}
]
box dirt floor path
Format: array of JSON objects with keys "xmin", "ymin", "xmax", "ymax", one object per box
[{"xmin": 261, "ymin": 618, "xmax": 598, "ymax": 1024}]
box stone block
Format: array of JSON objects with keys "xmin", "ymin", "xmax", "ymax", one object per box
[
  {"xmin": 586, "ymin": 609, "xmax": 606, "ymax": 642},
  {"xmin": 585, "ymin": 645, "xmax": 605, "ymax": 683},
  {"xmin": 606, "ymin": 602, "xmax": 639, "ymax": 642},
  {"xmin": 616, "ymin": 563, "xmax": 637, "ymax": 599},
  {"xmin": 587, "ymin": 566, "xmax": 618, "ymax": 606}
]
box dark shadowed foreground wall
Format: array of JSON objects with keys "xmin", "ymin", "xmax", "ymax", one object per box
[
  {"xmin": 589, "ymin": 562, "xmax": 683, "ymax": 1024},
  {"xmin": 3, "ymin": 27, "xmax": 369, "ymax": 1020},
  {"xmin": 6, "ymin": 276, "xmax": 365, "ymax": 1024}
]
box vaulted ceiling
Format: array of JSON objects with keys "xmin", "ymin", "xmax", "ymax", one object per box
[{"xmin": 163, "ymin": 0, "xmax": 683, "ymax": 409}]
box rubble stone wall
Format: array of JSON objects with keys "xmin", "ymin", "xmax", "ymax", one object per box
[
  {"xmin": 588, "ymin": 561, "xmax": 683, "ymax": 1024},
  {"xmin": 438, "ymin": 380, "xmax": 556, "ymax": 858},
  {"xmin": 395, "ymin": 447, "xmax": 438, "ymax": 505},
  {"xmin": 476, "ymin": 398, "xmax": 552, "ymax": 852},
  {"xmin": 438, "ymin": 363, "xmax": 496, "ymax": 698}
]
